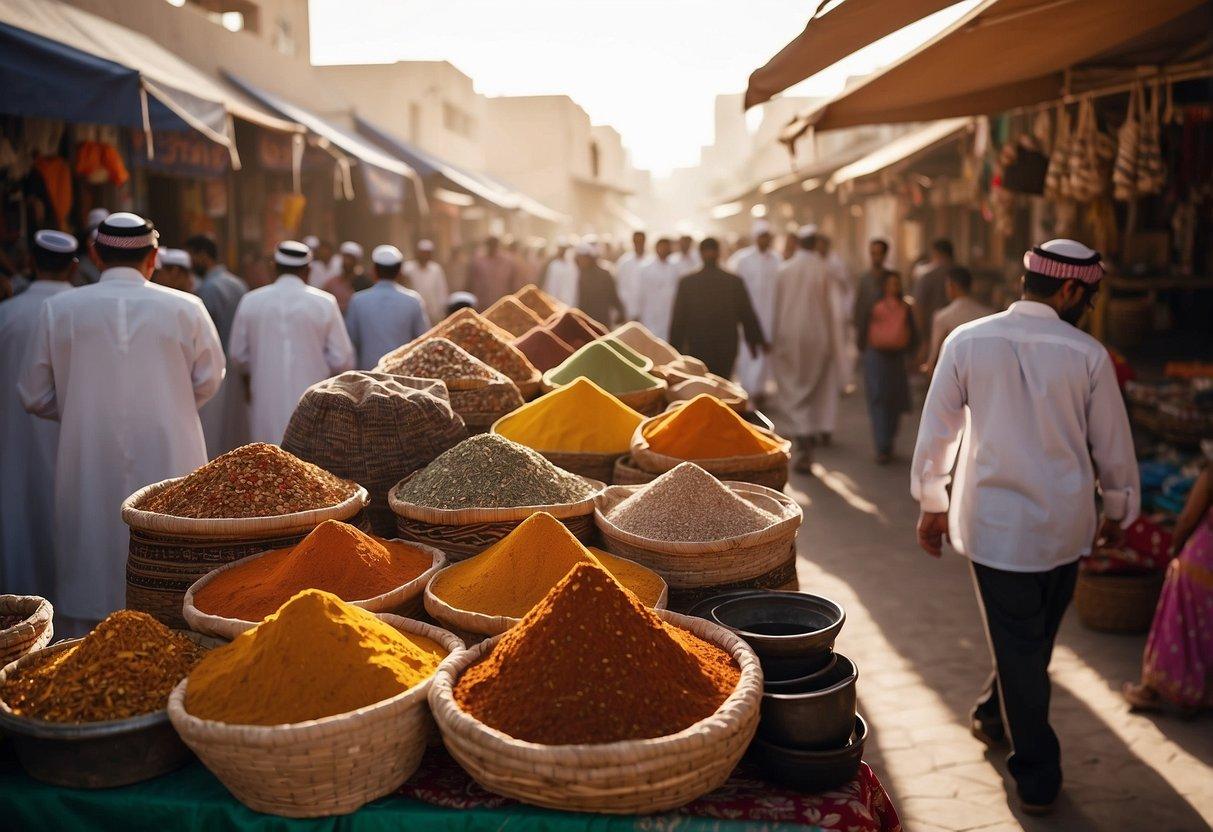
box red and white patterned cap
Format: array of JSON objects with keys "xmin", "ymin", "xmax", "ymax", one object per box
[{"xmin": 1023, "ymin": 239, "xmax": 1104, "ymax": 284}]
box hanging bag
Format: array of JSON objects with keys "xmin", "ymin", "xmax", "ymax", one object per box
[
  {"xmin": 1113, "ymin": 84, "xmax": 1141, "ymax": 201},
  {"xmin": 1044, "ymin": 103, "xmax": 1072, "ymax": 201},
  {"xmin": 1136, "ymin": 80, "xmax": 1165, "ymax": 195}
]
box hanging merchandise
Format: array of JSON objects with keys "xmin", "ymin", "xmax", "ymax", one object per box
[
  {"xmin": 31, "ymin": 155, "xmax": 72, "ymax": 229},
  {"xmin": 1044, "ymin": 103, "xmax": 1072, "ymax": 201},
  {"xmin": 1067, "ymin": 98, "xmax": 1113, "ymax": 203},
  {"xmin": 1032, "ymin": 109, "xmax": 1053, "ymax": 155},
  {"xmin": 1136, "ymin": 81, "xmax": 1165, "ymax": 196},
  {"xmin": 282, "ymin": 192, "xmax": 307, "ymax": 235},
  {"xmin": 1002, "ymin": 135, "xmax": 1048, "ymax": 194},
  {"xmin": 1113, "ymin": 84, "xmax": 1141, "ymax": 202}
]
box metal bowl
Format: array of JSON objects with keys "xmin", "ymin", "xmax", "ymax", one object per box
[
  {"xmin": 759, "ymin": 653, "xmax": 857, "ymax": 749},
  {"xmin": 710, "ymin": 593, "xmax": 845, "ymax": 665},
  {"xmin": 751, "ymin": 713, "xmax": 868, "ymax": 793},
  {"xmin": 764, "ymin": 652, "xmax": 839, "ymax": 693},
  {"xmin": 0, "ymin": 632, "xmax": 212, "ymax": 788}
]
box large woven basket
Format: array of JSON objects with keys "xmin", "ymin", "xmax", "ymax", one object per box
[
  {"xmin": 429, "ymin": 609, "xmax": 762, "ymax": 813},
  {"xmin": 533, "ymin": 450, "xmax": 623, "ymax": 485},
  {"xmin": 594, "ymin": 482, "xmax": 802, "ymax": 611},
  {"xmin": 388, "ymin": 473, "xmax": 603, "ymax": 561},
  {"xmin": 630, "ymin": 416, "xmax": 791, "ymax": 491},
  {"xmin": 181, "ymin": 541, "xmax": 446, "ymax": 640},
  {"xmin": 0, "ymin": 596, "xmax": 53, "ymax": 668},
  {"xmin": 614, "ymin": 455, "xmax": 659, "ymax": 485},
  {"xmin": 123, "ymin": 480, "xmax": 369, "ymax": 629},
  {"xmin": 1075, "ymin": 569, "xmax": 1166, "ymax": 634},
  {"xmin": 168, "ymin": 615, "xmax": 464, "ymax": 818},
  {"xmin": 617, "ymin": 380, "xmax": 669, "ymax": 417}
]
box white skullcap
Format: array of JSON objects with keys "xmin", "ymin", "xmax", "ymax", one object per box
[
  {"xmin": 158, "ymin": 248, "xmax": 192, "ymax": 269},
  {"xmin": 751, "ymin": 219, "xmax": 772, "ymax": 236},
  {"xmin": 1023, "ymin": 239, "xmax": 1103, "ymax": 284},
  {"xmin": 86, "ymin": 208, "xmax": 110, "ymax": 228},
  {"xmin": 96, "ymin": 212, "xmax": 158, "ymax": 250},
  {"xmin": 371, "ymin": 244, "xmax": 403, "ymax": 267},
  {"xmin": 302, "ymin": 235, "xmax": 320, "ymax": 250},
  {"xmin": 339, "ymin": 241, "xmax": 364, "ymax": 258},
  {"xmin": 574, "ymin": 242, "xmax": 596, "ymax": 257},
  {"xmin": 449, "ymin": 290, "xmax": 477, "ymax": 306},
  {"xmin": 275, "ymin": 240, "xmax": 313, "ymax": 267},
  {"xmin": 555, "ymin": 235, "xmax": 569, "ymax": 247},
  {"xmin": 417, "ymin": 239, "xmax": 435, "ymax": 253},
  {"xmin": 33, "ymin": 229, "xmax": 78, "ymax": 255},
  {"xmin": 797, "ymin": 223, "xmax": 819, "ymax": 238}
]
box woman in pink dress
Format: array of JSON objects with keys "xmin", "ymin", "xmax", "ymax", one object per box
[{"xmin": 1123, "ymin": 463, "xmax": 1213, "ymax": 714}]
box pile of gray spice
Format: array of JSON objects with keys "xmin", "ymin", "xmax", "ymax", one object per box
[
  {"xmin": 607, "ymin": 462, "xmax": 777, "ymax": 542},
  {"xmin": 396, "ymin": 434, "xmax": 595, "ymax": 510}
]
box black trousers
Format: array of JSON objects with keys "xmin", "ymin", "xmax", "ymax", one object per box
[{"xmin": 970, "ymin": 560, "xmax": 1079, "ymax": 804}]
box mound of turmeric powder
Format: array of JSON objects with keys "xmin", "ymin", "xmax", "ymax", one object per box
[{"xmin": 642, "ymin": 394, "xmax": 782, "ymax": 459}]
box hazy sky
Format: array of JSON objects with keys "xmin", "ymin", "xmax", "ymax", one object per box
[{"xmin": 310, "ymin": 0, "xmax": 975, "ymax": 175}]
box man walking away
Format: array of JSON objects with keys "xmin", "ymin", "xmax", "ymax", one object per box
[
  {"xmin": 467, "ymin": 236, "xmax": 519, "ymax": 309},
  {"xmin": 911, "ymin": 239, "xmax": 1138, "ymax": 815},
  {"xmin": 575, "ymin": 243, "xmax": 625, "ymax": 328},
  {"xmin": 615, "ymin": 230, "xmax": 649, "ymax": 320},
  {"xmin": 636, "ymin": 237, "xmax": 682, "ymax": 341},
  {"xmin": 403, "ymin": 240, "xmax": 448, "ymax": 326},
  {"xmin": 323, "ymin": 241, "xmax": 369, "ymax": 313},
  {"xmin": 923, "ymin": 267, "xmax": 993, "ymax": 375},
  {"xmin": 729, "ymin": 220, "xmax": 780, "ymax": 403},
  {"xmin": 543, "ymin": 238, "xmax": 579, "ymax": 308},
  {"xmin": 669, "ymin": 238, "xmax": 765, "ymax": 378},
  {"xmin": 346, "ymin": 245, "xmax": 430, "ymax": 370},
  {"xmin": 19, "ymin": 214, "xmax": 223, "ymax": 634},
  {"xmin": 912, "ymin": 238, "xmax": 955, "ymax": 364},
  {"xmin": 229, "ymin": 241, "xmax": 354, "ymax": 444}
]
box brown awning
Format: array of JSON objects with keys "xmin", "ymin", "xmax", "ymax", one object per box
[
  {"xmin": 782, "ymin": 0, "xmax": 1210, "ymax": 143},
  {"xmin": 745, "ymin": 0, "xmax": 954, "ymax": 110}
]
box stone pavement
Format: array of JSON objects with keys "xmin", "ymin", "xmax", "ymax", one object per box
[{"xmin": 787, "ymin": 390, "xmax": 1213, "ymax": 832}]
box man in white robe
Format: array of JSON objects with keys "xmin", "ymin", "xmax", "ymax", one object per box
[
  {"xmin": 817, "ymin": 233, "xmax": 854, "ymax": 444},
  {"xmin": 403, "ymin": 239, "xmax": 448, "ymax": 326},
  {"xmin": 229, "ymin": 241, "xmax": 355, "ymax": 444},
  {"xmin": 673, "ymin": 234, "xmax": 702, "ymax": 277},
  {"xmin": 614, "ymin": 230, "xmax": 649, "ymax": 319},
  {"xmin": 543, "ymin": 239, "xmax": 579, "ymax": 308},
  {"xmin": 769, "ymin": 225, "xmax": 840, "ymax": 474},
  {"xmin": 0, "ymin": 231, "xmax": 76, "ymax": 599},
  {"xmin": 19, "ymin": 214, "xmax": 224, "ymax": 632},
  {"xmin": 635, "ymin": 238, "xmax": 682, "ymax": 341},
  {"xmin": 729, "ymin": 220, "xmax": 781, "ymax": 400}
]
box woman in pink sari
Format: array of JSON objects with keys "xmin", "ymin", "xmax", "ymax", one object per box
[{"xmin": 1123, "ymin": 463, "xmax": 1213, "ymax": 714}]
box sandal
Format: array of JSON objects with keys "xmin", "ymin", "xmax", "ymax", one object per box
[{"xmin": 1121, "ymin": 682, "xmax": 1162, "ymax": 712}]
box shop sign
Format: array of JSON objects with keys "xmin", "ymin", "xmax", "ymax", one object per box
[{"xmin": 129, "ymin": 130, "xmax": 229, "ymax": 178}]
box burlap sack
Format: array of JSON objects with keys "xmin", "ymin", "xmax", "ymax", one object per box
[{"xmin": 282, "ymin": 372, "xmax": 468, "ymax": 536}]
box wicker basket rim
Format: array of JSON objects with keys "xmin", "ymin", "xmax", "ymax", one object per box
[
  {"xmin": 388, "ymin": 472, "xmax": 604, "ymax": 523},
  {"xmin": 429, "ymin": 608, "xmax": 762, "ymax": 760},
  {"xmin": 181, "ymin": 541, "xmax": 446, "ymax": 632},
  {"xmin": 0, "ymin": 596, "xmax": 53, "ymax": 641},
  {"xmin": 540, "ymin": 370, "xmax": 667, "ymax": 397},
  {"xmin": 167, "ymin": 614, "xmax": 464, "ymax": 743},
  {"xmin": 122, "ymin": 479, "xmax": 370, "ymax": 536},
  {"xmin": 592, "ymin": 482, "xmax": 802, "ymax": 553}
]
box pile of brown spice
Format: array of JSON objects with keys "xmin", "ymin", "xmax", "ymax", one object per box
[
  {"xmin": 433, "ymin": 318, "xmax": 538, "ymax": 385},
  {"xmin": 1, "ymin": 611, "xmax": 204, "ymax": 723},
  {"xmin": 139, "ymin": 443, "xmax": 357, "ymax": 519},
  {"xmin": 482, "ymin": 296, "xmax": 544, "ymax": 338}
]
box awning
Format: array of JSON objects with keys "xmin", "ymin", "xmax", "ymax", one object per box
[
  {"xmin": 0, "ymin": 0, "xmax": 298, "ymax": 166},
  {"xmin": 225, "ymin": 72, "xmax": 426, "ymax": 214},
  {"xmin": 783, "ymin": 0, "xmax": 1209, "ymax": 141},
  {"xmin": 826, "ymin": 118, "xmax": 971, "ymax": 190},
  {"xmin": 745, "ymin": 0, "xmax": 955, "ymax": 110}
]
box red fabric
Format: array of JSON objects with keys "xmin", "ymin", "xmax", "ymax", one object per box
[
  {"xmin": 1107, "ymin": 348, "xmax": 1135, "ymax": 388},
  {"xmin": 400, "ymin": 748, "xmax": 901, "ymax": 831},
  {"xmin": 1125, "ymin": 517, "xmax": 1175, "ymax": 564}
]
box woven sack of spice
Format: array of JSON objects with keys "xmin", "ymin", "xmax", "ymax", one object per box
[
  {"xmin": 428, "ymin": 606, "xmax": 762, "ymax": 813},
  {"xmin": 168, "ymin": 614, "xmax": 464, "ymax": 818},
  {"xmin": 282, "ymin": 372, "xmax": 467, "ymax": 537},
  {"xmin": 0, "ymin": 596, "xmax": 53, "ymax": 668},
  {"xmin": 123, "ymin": 446, "xmax": 370, "ymax": 630},
  {"xmin": 182, "ymin": 540, "xmax": 446, "ymax": 641},
  {"xmin": 594, "ymin": 479, "xmax": 802, "ymax": 611}
]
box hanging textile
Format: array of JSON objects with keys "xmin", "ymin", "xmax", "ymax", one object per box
[
  {"xmin": 1113, "ymin": 84, "xmax": 1141, "ymax": 202},
  {"xmin": 1044, "ymin": 103, "xmax": 1071, "ymax": 201},
  {"xmin": 31, "ymin": 155, "xmax": 71, "ymax": 228},
  {"xmin": 1136, "ymin": 81, "xmax": 1165, "ymax": 195}
]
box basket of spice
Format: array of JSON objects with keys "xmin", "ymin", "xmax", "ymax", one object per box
[
  {"xmin": 545, "ymin": 308, "xmax": 606, "ymax": 349},
  {"xmin": 595, "ymin": 463, "xmax": 803, "ymax": 610},
  {"xmin": 482, "ymin": 295, "xmax": 545, "ymax": 338},
  {"xmin": 169, "ymin": 589, "xmax": 463, "ymax": 818},
  {"xmin": 492, "ymin": 377, "xmax": 642, "ymax": 484},
  {"xmin": 430, "ymin": 561, "xmax": 761, "ymax": 813},
  {"xmin": 123, "ymin": 443, "xmax": 369, "ymax": 629},
  {"xmin": 1074, "ymin": 567, "xmax": 1166, "ymax": 634},
  {"xmin": 425, "ymin": 512, "xmax": 666, "ymax": 640},
  {"xmin": 0, "ymin": 595, "xmax": 54, "ymax": 667},
  {"xmin": 613, "ymin": 454, "xmax": 660, "ymax": 485},
  {"xmin": 543, "ymin": 341, "xmax": 668, "ymax": 416},
  {"xmin": 376, "ymin": 338, "xmax": 524, "ymax": 433},
  {"xmin": 608, "ymin": 321, "xmax": 681, "ymax": 367},
  {"xmin": 630, "ymin": 395, "xmax": 791, "ymax": 490},
  {"xmin": 0, "ymin": 611, "xmax": 209, "ymax": 788},
  {"xmin": 398, "ymin": 311, "xmax": 542, "ymax": 400},
  {"xmin": 511, "ymin": 325, "xmax": 575, "ymax": 373},
  {"xmin": 389, "ymin": 434, "xmax": 603, "ymax": 561},
  {"xmin": 183, "ymin": 520, "xmax": 445, "ymax": 640},
  {"xmin": 512, "ymin": 284, "xmax": 563, "ymax": 320},
  {"xmin": 666, "ymin": 373, "xmax": 749, "ymax": 413}
]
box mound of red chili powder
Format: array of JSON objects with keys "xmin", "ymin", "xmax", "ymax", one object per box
[{"xmin": 454, "ymin": 561, "xmax": 739, "ymax": 744}]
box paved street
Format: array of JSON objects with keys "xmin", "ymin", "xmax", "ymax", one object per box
[{"xmin": 790, "ymin": 390, "xmax": 1213, "ymax": 832}]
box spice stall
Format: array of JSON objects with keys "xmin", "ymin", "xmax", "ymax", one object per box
[{"xmin": 0, "ymin": 286, "xmax": 902, "ymax": 832}]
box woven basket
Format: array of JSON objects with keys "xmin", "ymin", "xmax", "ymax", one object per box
[
  {"xmin": 594, "ymin": 482, "xmax": 802, "ymax": 611},
  {"xmin": 617, "ymin": 380, "xmax": 669, "ymax": 417},
  {"xmin": 181, "ymin": 541, "xmax": 446, "ymax": 640},
  {"xmin": 630, "ymin": 414, "xmax": 791, "ymax": 488},
  {"xmin": 123, "ymin": 480, "xmax": 369, "ymax": 629},
  {"xmin": 1075, "ymin": 570, "xmax": 1165, "ymax": 634},
  {"xmin": 614, "ymin": 455, "xmax": 659, "ymax": 485},
  {"xmin": 423, "ymin": 559, "xmax": 668, "ymax": 639},
  {"xmin": 0, "ymin": 596, "xmax": 53, "ymax": 668},
  {"xmin": 429, "ymin": 609, "xmax": 761, "ymax": 813},
  {"xmin": 168, "ymin": 615, "xmax": 464, "ymax": 818},
  {"xmin": 533, "ymin": 450, "xmax": 623, "ymax": 485},
  {"xmin": 617, "ymin": 452, "xmax": 788, "ymax": 491},
  {"xmin": 388, "ymin": 474, "xmax": 604, "ymax": 561}
]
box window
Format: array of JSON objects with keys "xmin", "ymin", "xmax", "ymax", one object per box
[{"xmin": 442, "ymin": 103, "xmax": 475, "ymax": 139}]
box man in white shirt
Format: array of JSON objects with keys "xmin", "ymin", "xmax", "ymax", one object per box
[
  {"xmin": 673, "ymin": 233, "xmax": 702, "ymax": 277},
  {"xmin": 403, "ymin": 239, "xmax": 448, "ymax": 326},
  {"xmin": 346, "ymin": 245, "xmax": 430, "ymax": 369},
  {"xmin": 543, "ymin": 239, "xmax": 579, "ymax": 308},
  {"xmin": 635, "ymin": 237, "xmax": 682, "ymax": 341},
  {"xmin": 304, "ymin": 236, "xmax": 333, "ymax": 288},
  {"xmin": 614, "ymin": 230, "xmax": 649, "ymax": 320},
  {"xmin": 911, "ymin": 240, "xmax": 1138, "ymax": 815},
  {"xmin": 19, "ymin": 214, "xmax": 224, "ymax": 633},
  {"xmin": 924, "ymin": 267, "xmax": 993, "ymax": 375},
  {"xmin": 0, "ymin": 231, "xmax": 76, "ymax": 601},
  {"xmin": 729, "ymin": 220, "xmax": 780, "ymax": 401},
  {"xmin": 229, "ymin": 241, "xmax": 355, "ymax": 444}
]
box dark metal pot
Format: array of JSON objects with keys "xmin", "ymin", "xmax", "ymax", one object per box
[
  {"xmin": 764, "ymin": 652, "xmax": 839, "ymax": 693},
  {"xmin": 751, "ymin": 713, "xmax": 868, "ymax": 793},
  {"xmin": 759, "ymin": 653, "xmax": 857, "ymax": 749},
  {"xmin": 710, "ymin": 592, "xmax": 845, "ymax": 670}
]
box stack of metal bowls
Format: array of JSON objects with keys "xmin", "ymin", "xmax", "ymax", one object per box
[{"xmin": 691, "ymin": 589, "xmax": 866, "ymax": 792}]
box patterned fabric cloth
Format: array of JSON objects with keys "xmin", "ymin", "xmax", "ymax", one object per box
[
  {"xmin": 1142, "ymin": 506, "xmax": 1213, "ymax": 709},
  {"xmin": 401, "ymin": 749, "xmax": 902, "ymax": 831}
]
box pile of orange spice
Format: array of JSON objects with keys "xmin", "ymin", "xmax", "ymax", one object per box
[
  {"xmin": 193, "ymin": 520, "xmax": 433, "ymax": 621},
  {"xmin": 641, "ymin": 394, "xmax": 782, "ymax": 460}
]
